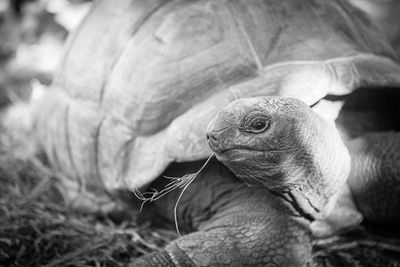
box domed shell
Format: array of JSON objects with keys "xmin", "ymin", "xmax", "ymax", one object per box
[{"xmin": 34, "ymin": 0, "xmax": 400, "ymax": 193}]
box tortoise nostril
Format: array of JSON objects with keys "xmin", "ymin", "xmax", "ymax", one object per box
[{"xmin": 207, "ymin": 133, "xmax": 218, "ymax": 142}]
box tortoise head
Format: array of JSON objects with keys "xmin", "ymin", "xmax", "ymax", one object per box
[{"xmin": 207, "ymin": 97, "xmax": 350, "ymax": 198}]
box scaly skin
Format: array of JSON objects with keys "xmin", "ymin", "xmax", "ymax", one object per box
[
  {"xmin": 133, "ymin": 159, "xmax": 312, "ymax": 266},
  {"xmin": 207, "ymin": 96, "xmax": 400, "ymax": 237}
]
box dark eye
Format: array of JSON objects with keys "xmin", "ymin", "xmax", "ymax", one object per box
[
  {"xmin": 247, "ymin": 117, "xmax": 270, "ymax": 132},
  {"xmin": 251, "ymin": 119, "xmax": 266, "ymax": 129}
]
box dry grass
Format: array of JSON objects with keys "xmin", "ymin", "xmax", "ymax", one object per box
[
  {"xmin": 309, "ymin": 230, "xmax": 400, "ymax": 266},
  {"xmin": 0, "ymin": 122, "xmax": 177, "ymax": 267}
]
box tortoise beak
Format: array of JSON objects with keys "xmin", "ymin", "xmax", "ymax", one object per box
[
  {"xmin": 207, "ymin": 131, "xmax": 223, "ymax": 153},
  {"xmin": 206, "ymin": 111, "xmax": 233, "ymax": 154},
  {"xmin": 207, "ymin": 107, "xmax": 244, "ymax": 154},
  {"xmin": 207, "ymin": 123, "xmax": 241, "ymax": 155}
]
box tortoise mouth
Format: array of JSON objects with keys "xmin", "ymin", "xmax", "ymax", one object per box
[
  {"xmin": 217, "ymin": 146, "xmax": 294, "ymax": 155},
  {"xmin": 215, "ymin": 147, "xmax": 266, "ymax": 159}
]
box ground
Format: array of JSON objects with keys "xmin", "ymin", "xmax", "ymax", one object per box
[{"xmin": 0, "ymin": 143, "xmax": 178, "ymax": 267}]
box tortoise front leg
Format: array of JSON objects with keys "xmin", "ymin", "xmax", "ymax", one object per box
[
  {"xmin": 133, "ymin": 160, "xmax": 312, "ymax": 266},
  {"xmin": 134, "ymin": 203, "xmax": 312, "ymax": 266}
]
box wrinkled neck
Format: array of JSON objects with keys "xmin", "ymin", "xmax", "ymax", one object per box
[{"xmin": 286, "ymin": 111, "xmax": 351, "ymax": 216}]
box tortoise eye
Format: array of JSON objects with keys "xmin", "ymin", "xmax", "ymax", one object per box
[{"xmin": 247, "ymin": 117, "xmax": 270, "ymax": 132}]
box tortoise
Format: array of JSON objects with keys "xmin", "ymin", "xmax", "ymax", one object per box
[
  {"xmin": 207, "ymin": 94, "xmax": 400, "ymax": 238},
  {"xmin": 6, "ymin": 0, "xmax": 400, "ymax": 265}
]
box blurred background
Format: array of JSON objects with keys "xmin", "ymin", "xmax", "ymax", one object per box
[{"xmin": 0, "ymin": 0, "xmax": 92, "ymax": 107}]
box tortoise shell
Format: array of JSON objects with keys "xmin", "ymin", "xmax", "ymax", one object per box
[{"xmin": 33, "ymin": 0, "xmax": 400, "ymax": 194}]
